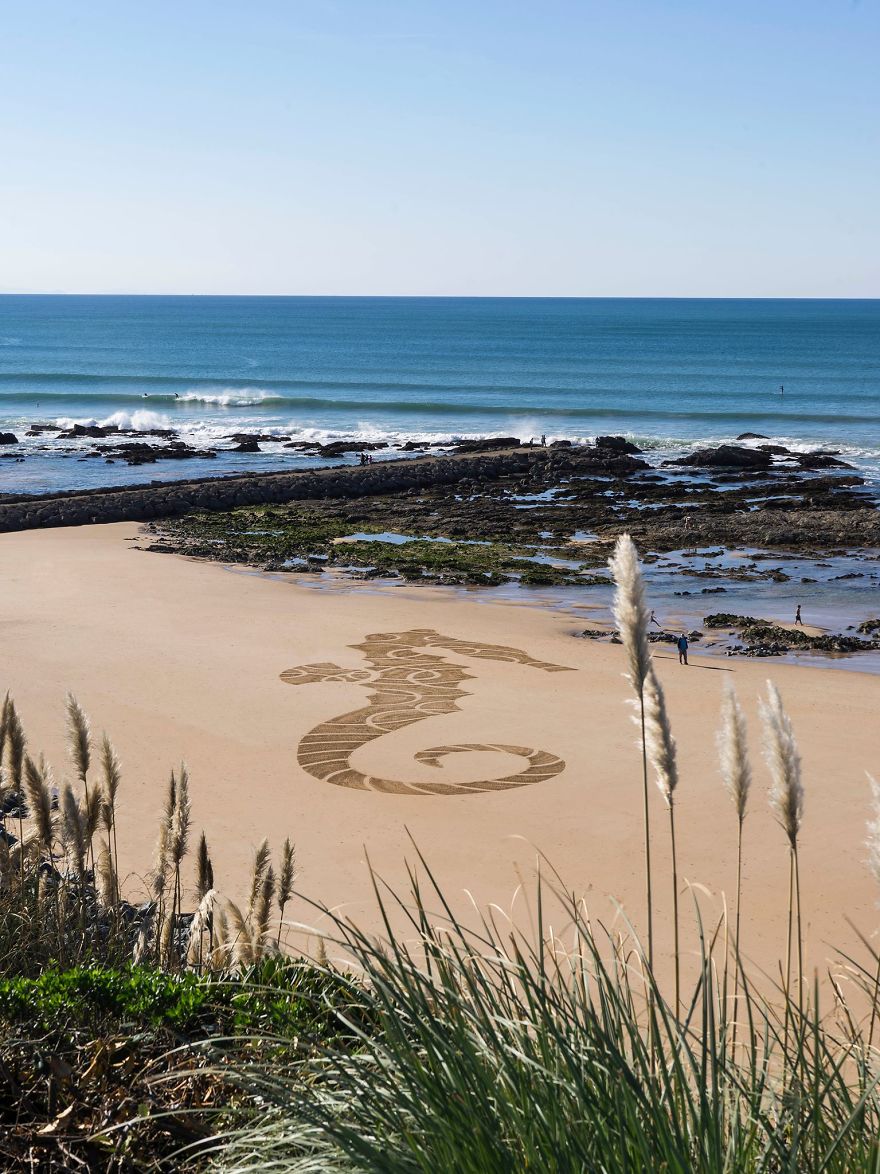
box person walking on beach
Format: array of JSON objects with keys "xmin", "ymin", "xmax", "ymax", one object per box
[
  {"xmin": 677, "ymin": 633, "xmax": 689, "ymax": 665},
  {"xmin": 795, "ymin": 604, "xmax": 803, "ymax": 626},
  {"xmin": 649, "ymin": 609, "xmax": 661, "ymax": 628},
  {"xmin": 540, "ymin": 433, "xmax": 546, "ymax": 446}
]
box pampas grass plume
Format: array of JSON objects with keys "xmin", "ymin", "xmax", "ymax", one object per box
[
  {"xmin": 867, "ymin": 774, "xmax": 880, "ymax": 888},
  {"xmin": 718, "ymin": 681, "xmax": 751, "ymax": 823},
  {"xmin": 3, "ymin": 700, "xmax": 27, "ymax": 792},
  {"xmin": 152, "ymin": 772, "xmax": 176, "ymax": 900},
  {"xmin": 97, "ymin": 843, "xmax": 116, "ymax": 907},
  {"xmin": 642, "ymin": 668, "xmax": 677, "ymax": 804},
  {"xmin": 100, "ymin": 734, "xmax": 121, "ymax": 828},
  {"xmin": 760, "ymin": 681, "xmax": 803, "ymax": 849},
  {"xmin": 23, "ymin": 754, "xmax": 54, "ymax": 852},
  {"xmin": 278, "ymin": 838, "xmax": 295, "ymax": 911},
  {"xmin": 187, "ymin": 888, "xmax": 218, "ymax": 968},
  {"xmin": 196, "ymin": 831, "xmax": 214, "ymax": 901},
  {"xmin": 61, "ymin": 783, "xmax": 86, "ymax": 878},
  {"xmin": 254, "ymin": 863, "xmax": 276, "ymax": 943},
  {"xmin": 170, "ymin": 764, "xmax": 191, "ymax": 867},
  {"xmin": 608, "ymin": 534, "xmax": 652, "ymax": 694},
  {"xmin": 66, "ymin": 693, "xmax": 91, "ymax": 784},
  {"xmin": 249, "ymin": 838, "xmax": 271, "ymax": 915}
]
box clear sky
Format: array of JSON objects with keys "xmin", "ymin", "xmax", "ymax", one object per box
[{"xmin": 1, "ymin": 0, "xmax": 877, "ymax": 296}]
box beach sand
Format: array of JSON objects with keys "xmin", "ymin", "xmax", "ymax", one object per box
[{"xmin": 1, "ymin": 522, "xmax": 877, "ymax": 984}]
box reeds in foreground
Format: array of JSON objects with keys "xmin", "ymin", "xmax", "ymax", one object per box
[
  {"xmin": 717, "ymin": 680, "xmax": 752, "ymax": 1049},
  {"xmin": 866, "ymin": 772, "xmax": 880, "ymax": 1048},
  {"xmin": 642, "ymin": 666, "xmax": 680, "ymax": 1015},
  {"xmin": 760, "ymin": 680, "xmax": 805, "ymax": 1020},
  {"xmin": 100, "ymin": 733, "xmax": 122, "ymax": 901},
  {"xmin": 609, "ymin": 533, "xmax": 655, "ymax": 966},
  {"xmin": 4, "ymin": 641, "xmax": 880, "ymax": 1170},
  {"xmin": 277, "ymin": 837, "xmax": 296, "ymax": 944}
]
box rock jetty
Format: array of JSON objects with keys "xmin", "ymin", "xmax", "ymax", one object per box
[{"xmin": 0, "ymin": 444, "xmax": 644, "ymax": 534}]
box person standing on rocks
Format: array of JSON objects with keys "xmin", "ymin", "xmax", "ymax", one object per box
[
  {"xmin": 677, "ymin": 633, "xmax": 689, "ymax": 665},
  {"xmin": 795, "ymin": 604, "xmax": 803, "ymax": 626}
]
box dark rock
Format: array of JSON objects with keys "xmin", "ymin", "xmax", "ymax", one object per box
[
  {"xmin": 126, "ymin": 427, "xmax": 178, "ymax": 440},
  {"xmin": 795, "ymin": 452, "xmax": 854, "ymax": 470},
  {"xmin": 595, "ymin": 435, "xmax": 642, "ymax": 454},
  {"xmin": 0, "ymin": 432, "xmax": 18, "ymax": 445},
  {"xmin": 647, "ymin": 630, "xmax": 679, "ymax": 644},
  {"xmin": 452, "ymin": 437, "xmax": 521, "ymax": 454},
  {"xmin": 396, "ymin": 439, "xmax": 451, "ymax": 451},
  {"xmin": 296, "ymin": 441, "xmax": 389, "ymax": 458},
  {"xmin": 57, "ymin": 424, "xmax": 118, "ymax": 439},
  {"xmin": 736, "ymin": 432, "xmax": 769, "ymax": 440},
  {"xmin": 703, "ymin": 613, "xmax": 762, "ymax": 628},
  {"xmin": 230, "ymin": 438, "xmax": 261, "ymax": 453},
  {"xmin": 665, "ymin": 445, "xmax": 772, "ymax": 470},
  {"xmin": 112, "ymin": 441, "xmax": 217, "ymax": 466}
]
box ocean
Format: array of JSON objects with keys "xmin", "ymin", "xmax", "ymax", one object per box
[{"xmin": 1, "ymin": 296, "xmax": 879, "ymax": 495}]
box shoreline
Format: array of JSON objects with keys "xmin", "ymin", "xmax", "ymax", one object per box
[
  {"xmin": 4, "ymin": 432, "xmax": 880, "ymax": 667},
  {"xmin": 1, "ymin": 519, "xmax": 879, "ymax": 984}
]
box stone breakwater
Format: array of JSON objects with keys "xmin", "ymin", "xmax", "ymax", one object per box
[{"xmin": 0, "ymin": 448, "xmax": 574, "ymax": 534}]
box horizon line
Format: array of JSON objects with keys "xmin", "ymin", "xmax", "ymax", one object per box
[{"xmin": 0, "ymin": 292, "xmax": 878, "ymax": 301}]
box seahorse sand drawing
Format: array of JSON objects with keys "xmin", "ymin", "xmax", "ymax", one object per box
[{"xmin": 280, "ymin": 629, "xmax": 574, "ymax": 796}]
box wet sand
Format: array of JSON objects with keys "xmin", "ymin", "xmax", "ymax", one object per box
[{"xmin": 1, "ymin": 522, "xmax": 878, "ymax": 985}]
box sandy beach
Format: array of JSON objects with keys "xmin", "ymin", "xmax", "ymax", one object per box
[{"xmin": 1, "ymin": 521, "xmax": 878, "ymax": 982}]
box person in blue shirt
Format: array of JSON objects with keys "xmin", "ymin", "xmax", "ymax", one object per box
[{"xmin": 677, "ymin": 633, "xmax": 689, "ymax": 665}]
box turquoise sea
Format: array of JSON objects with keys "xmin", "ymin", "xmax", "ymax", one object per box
[{"xmin": 0, "ymin": 296, "xmax": 878, "ymax": 494}]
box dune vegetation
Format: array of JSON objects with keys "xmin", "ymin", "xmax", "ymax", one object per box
[{"xmin": 2, "ymin": 535, "xmax": 880, "ymax": 1171}]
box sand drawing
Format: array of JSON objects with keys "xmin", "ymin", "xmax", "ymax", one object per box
[{"xmin": 280, "ymin": 628, "xmax": 574, "ymax": 795}]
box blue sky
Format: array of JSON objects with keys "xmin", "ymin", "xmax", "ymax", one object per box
[{"xmin": 1, "ymin": 0, "xmax": 877, "ymax": 295}]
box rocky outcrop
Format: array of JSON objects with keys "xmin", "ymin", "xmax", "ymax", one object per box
[
  {"xmin": 666, "ymin": 445, "xmax": 773, "ymax": 470},
  {"xmin": 452, "ymin": 437, "xmax": 521, "ymax": 453},
  {"xmin": 704, "ymin": 612, "xmax": 880, "ymax": 655},
  {"xmin": 667, "ymin": 442, "xmax": 853, "ymax": 473},
  {"xmin": 102, "ymin": 441, "xmax": 217, "ymax": 466},
  {"xmin": 57, "ymin": 424, "xmax": 119, "ymax": 439},
  {"xmin": 595, "ymin": 435, "xmax": 642, "ymax": 454},
  {"xmin": 0, "ymin": 433, "xmax": 18, "ymax": 445},
  {"xmin": 0, "ymin": 447, "xmax": 543, "ymax": 534},
  {"xmin": 316, "ymin": 441, "xmax": 388, "ymax": 458},
  {"xmin": 282, "ymin": 440, "xmax": 388, "ymax": 457},
  {"xmin": 794, "ymin": 452, "xmax": 853, "ymax": 470}
]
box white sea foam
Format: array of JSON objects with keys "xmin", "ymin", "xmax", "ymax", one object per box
[
  {"xmin": 103, "ymin": 409, "xmax": 173, "ymax": 431},
  {"xmin": 177, "ymin": 389, "xmax": 273, "ymax": 407}
]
